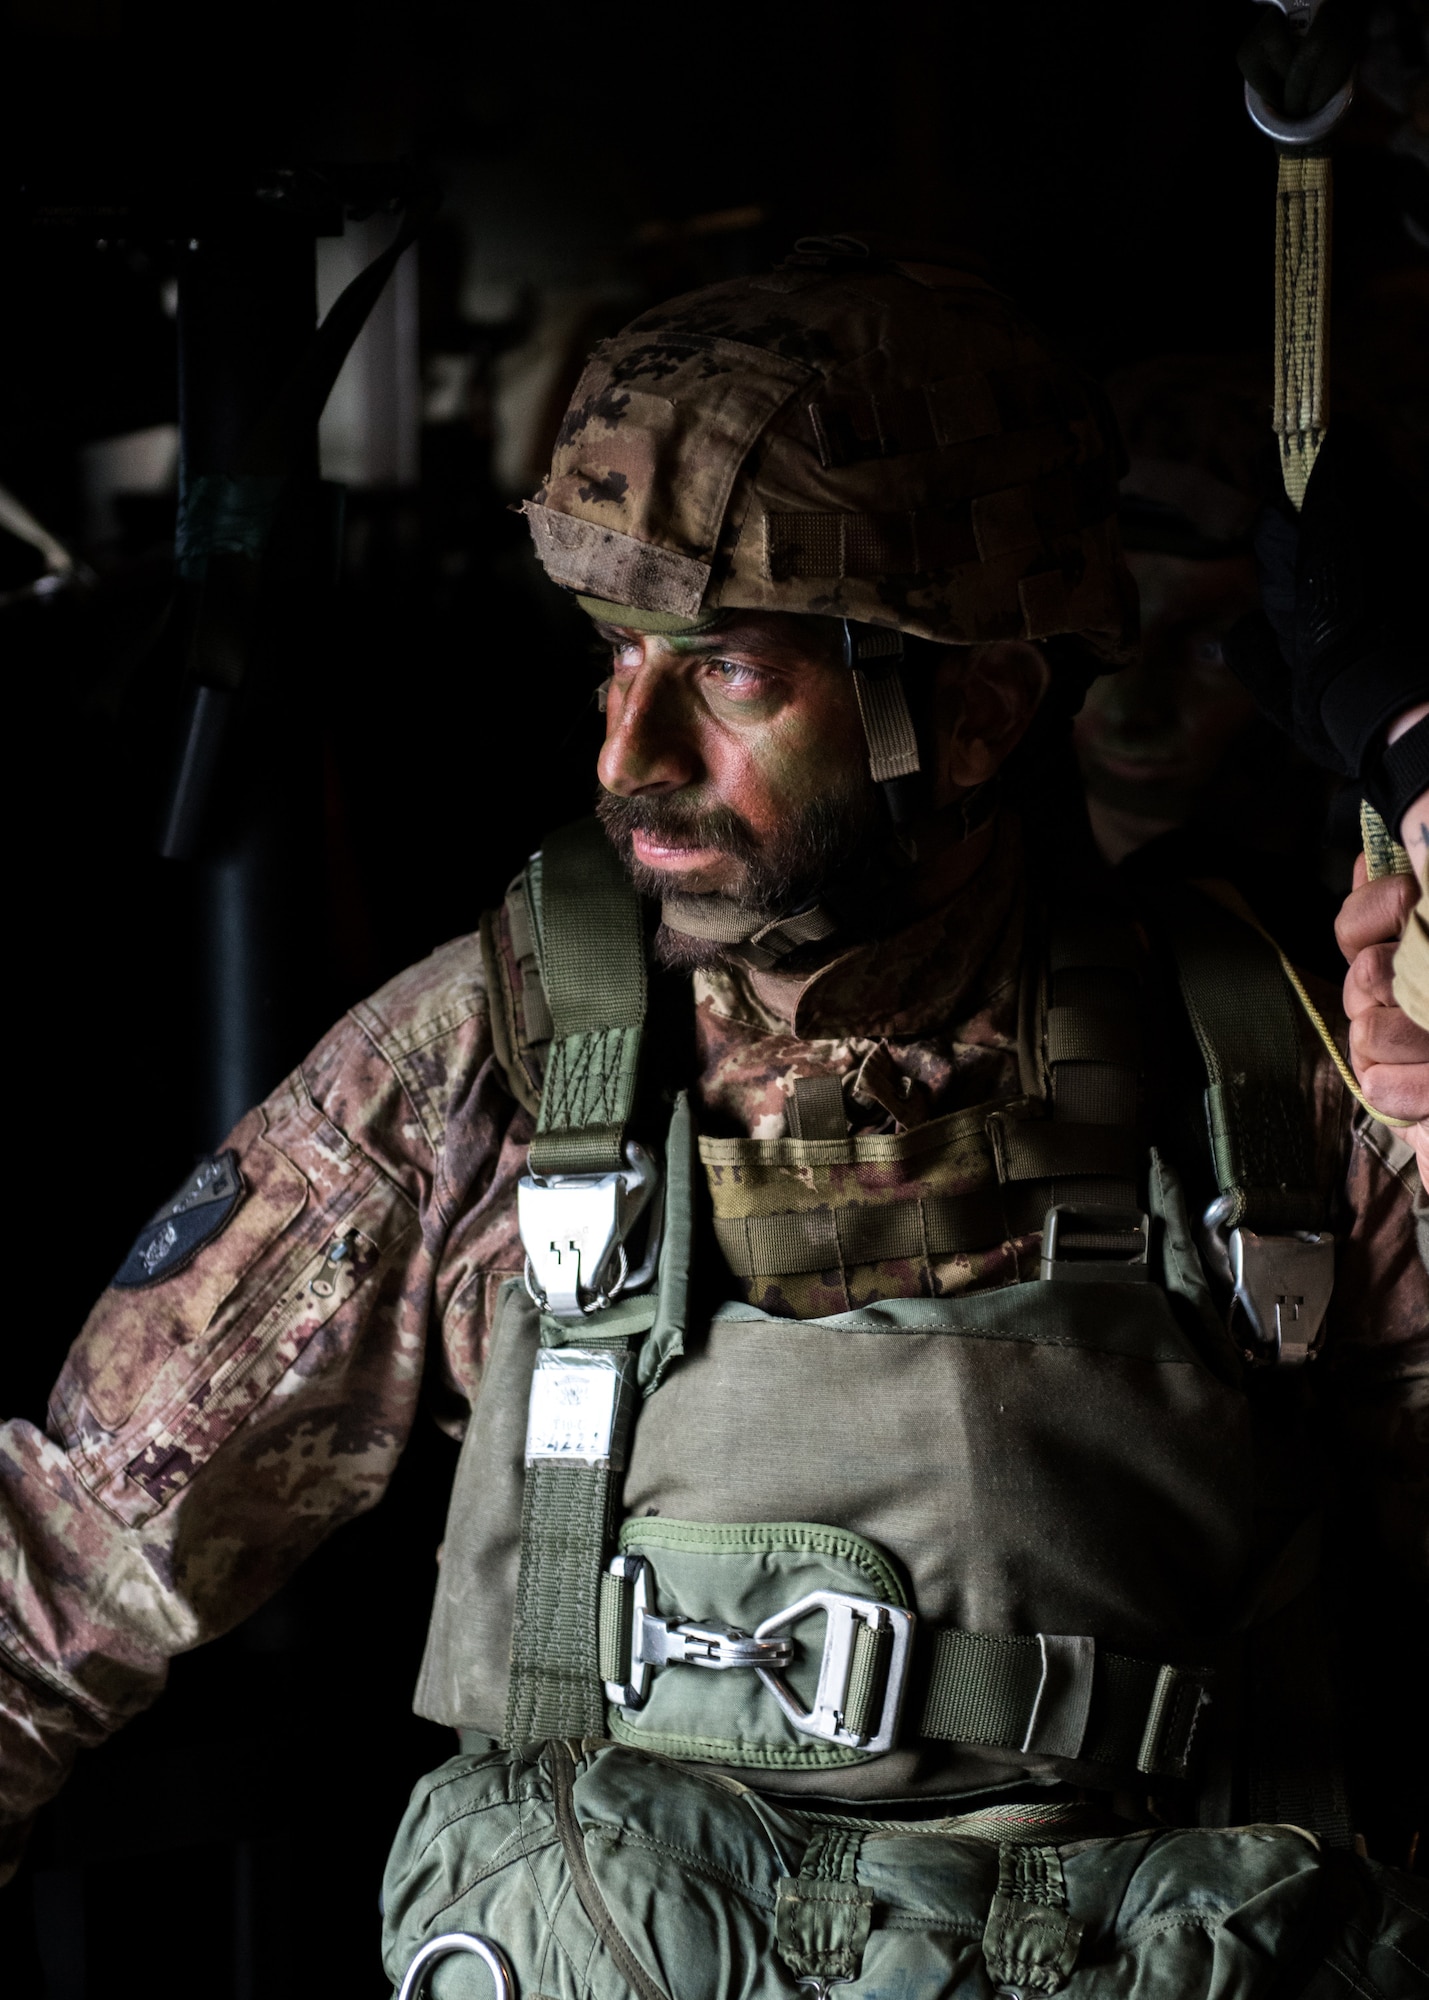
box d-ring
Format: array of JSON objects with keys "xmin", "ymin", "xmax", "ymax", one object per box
[{"xmin": 396, "ymin": 1931, "xmax": 516, "ymax": 2000}]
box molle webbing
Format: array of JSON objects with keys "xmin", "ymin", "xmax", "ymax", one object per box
[
  {"xmin": 701, "ymin": 903, "xmax": 1147, "ymax": 1300},
  {"xmin": 527, "ymin": 819, "xmax": 647, "ymax": 1178},
  {"xmin": 713, "ymin": 1188, "xmax": 1006, "ymax": 1278},
  {"xmin": 1164, "ymin": 889, "xmax": 1321, "ymax": 1233},
  {"xmin": 699, "ymin": 1108, "xmax": 1008, "ymax": 1307}
]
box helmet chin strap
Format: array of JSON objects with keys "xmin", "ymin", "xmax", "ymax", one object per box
[
  {"xmin": 659, "ymin": 621, "xmax": 936, "ymax": 970},
  {"xmin": 659, "ymin": 891, "xmax": 839, "ymax": 970},
  {"xmin": 842, "ymin": 620, "xmax": 926, "ymax": 824}
]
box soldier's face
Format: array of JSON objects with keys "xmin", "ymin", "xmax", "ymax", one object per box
[
  {"xmin": 594, "ymin": 611, "xmax": 870, "ymax": 902},
  {"xmin": 1074, "ymin": 552, "xmax": 1260, "ymax": 823}
]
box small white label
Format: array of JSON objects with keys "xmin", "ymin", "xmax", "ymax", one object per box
[{"xmin": 525, "ymin": 1349, "xmax": 627, "ymax": 1466}]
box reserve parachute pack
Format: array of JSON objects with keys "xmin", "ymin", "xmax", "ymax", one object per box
[{"xmin": 414, "ymin": 819, "xmax": 1347, "ymax": 1834}]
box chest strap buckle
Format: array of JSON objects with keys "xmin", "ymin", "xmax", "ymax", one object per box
[
  {"xmin": 754, "ymin": 1591, "xmax": 917, "ymax": 1754},
  {"xmin": 519, "ymin": 1142, "xmax": 660, "ymax": 1317},
  {"xmin": 602, "ymin": 1555, "xmax": 794, "ymax": 1710}
]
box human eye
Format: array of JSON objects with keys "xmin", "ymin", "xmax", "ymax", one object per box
[
  {"xmin": 704, "ymin": 656, "xmax": 770, "ymax": 698},
  {"xmin": 1188, "ymin": 631, "xmax": 1226, "ymax": 670}
]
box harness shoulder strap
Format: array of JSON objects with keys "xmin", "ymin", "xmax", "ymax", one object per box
[
  {"xmin": 528, "ymin": 818, "xmax": 648, "ymax": 1178},
  {"xmin": 1161, "ymin": 885, "xmax": 1323, "ymax": 1236},
  {"xmin": 503, "ymin": 820, "xmax": 654, "ymax": 1746}
]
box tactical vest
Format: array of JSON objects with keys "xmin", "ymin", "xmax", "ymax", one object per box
[{"xmin": 415, "ymin": 820, "xmax": 1340, "ymax": 1826}]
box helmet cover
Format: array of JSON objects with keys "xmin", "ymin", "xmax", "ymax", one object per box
[{"xmin": 525, "ymin": 239, "xmax": 1137, "ymax": 661}]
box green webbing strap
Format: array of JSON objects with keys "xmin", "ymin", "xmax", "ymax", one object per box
[
  {"xmin": 597, "ymin": 1566, "xmax": 633, "ymax": 1687},
  {"xmin": 774, "ymin": 1826, "xmax": 873, "ymax": 1984},
  {"xmin": 842, "ymin": 1619, "xmax": 894, "ymax": 1741},
  {"xmin": 997, "ymin": 1121, "xmax": 1142, "ymax": 1185},
  {"xmin": 1164, "ymin": 890, "xmax": 1321, "ymax": 1232},
  {"xmin": 981, "ymin": 1844, "xmax": 1083, "ymax": 1995},
  {"xmin": 504, "ymin": 1459, "xmax": 620, "ymax": 1743},
  {"xmin": 503, "ymin": 1342, "xmax": 639, "ymax": 1746},
  {"xmin": 528, "ymin": 819, "xmax": 647, "ymax": 1179},
  {"xmin": 920, "ymin": 1630, "xmax": 1210, "ymax": 1779}
]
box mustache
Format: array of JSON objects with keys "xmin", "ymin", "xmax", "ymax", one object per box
[{"xmin": 595, "ymin": 790, "xmax": 761, "ymax": 864}]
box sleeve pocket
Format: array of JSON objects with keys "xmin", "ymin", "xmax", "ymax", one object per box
[{"xmin": 51, "ymin": 1083, "xmax": 418, "ymax": 1527}]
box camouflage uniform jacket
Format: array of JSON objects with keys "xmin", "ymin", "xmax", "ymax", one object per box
[{"xmin": 2, "ymin": 826, "xmax": 1426, "ymax": 1875}]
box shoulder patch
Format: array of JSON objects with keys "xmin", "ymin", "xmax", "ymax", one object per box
[{"xmin": 112, "ymin": 1152, "xmax": 245, "ymax": 1289}]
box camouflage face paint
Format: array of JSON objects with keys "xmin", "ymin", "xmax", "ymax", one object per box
[{"xmin": 593, "ymin": 614, "xmax": 873, "ymax": 918}]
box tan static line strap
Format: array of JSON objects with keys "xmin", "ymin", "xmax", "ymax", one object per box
[
  {"xmin": 712, "ymin": 1188, "xmax": 1008, "ymax": 1277},
  {"xmin": 850, "ymin": 664, "xmax": 921, "ymax": 785},
  {"xmin": 1274, "ymin": 155, "xmax": 1332, "ymax": 512},
  {"xmin": 1270, "ymin": 163, "xmax": 1408, "ymax": 891}
]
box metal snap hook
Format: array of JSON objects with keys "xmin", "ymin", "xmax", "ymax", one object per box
[{"xmin": 395, "ymin": 1931, "xmax": 516, "ymax": 2000}]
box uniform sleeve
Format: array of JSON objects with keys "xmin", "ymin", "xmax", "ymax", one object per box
[{"xmin": 0, "ymin": 933, "xmax": 521, "ymax": 1878}]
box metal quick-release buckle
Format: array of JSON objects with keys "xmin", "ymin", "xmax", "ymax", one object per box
[
  {"xmin": 1201, "ymin": 1198, "xmax": 1334, "ymax": 1365},
  {"xmin": 605, "ymin": 1565, "xmax": 914, "ymax": 1753},
  {"xmin": 1227, "ymin": 1226, "xmax": 1334, "ymax": 1365},
  {"xmin": 603, "ymin": 1555, "xmax": 794, "ymax": 1709},
  {"xmin": 754, "ymin": 1591, "xmax": 916, "ymax": 1754},
  {"xmin": 519, "ymin": 1141, "xmax": 660, "ymax": 1317}
]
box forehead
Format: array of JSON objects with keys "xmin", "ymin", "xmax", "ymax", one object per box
[{"xmin": 587, "ymin": 604, "xmax": 843, "ymax": 661}]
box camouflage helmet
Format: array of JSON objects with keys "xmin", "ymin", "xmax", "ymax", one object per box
[{"xmin": 524, "ymin": 238, "xmax": 1137, "ymax": 661}]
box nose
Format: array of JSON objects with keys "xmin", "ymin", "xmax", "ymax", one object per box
[
  {"xmin": 597, "ymin": 662, "xmax": 702, "ymax": 797},
  {"xmin": 1100, "ymin": 658, "xmax": 1177, "ymax": 734}
]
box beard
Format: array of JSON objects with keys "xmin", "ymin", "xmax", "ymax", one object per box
[{"xmin": 595, "ymin": 779, "xmax": 881, "ymax": 969}]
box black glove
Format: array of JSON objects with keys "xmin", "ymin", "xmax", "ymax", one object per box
[{"xmin": 1223, "ymin": 429, "xmax": 1429, "ymax": 830}]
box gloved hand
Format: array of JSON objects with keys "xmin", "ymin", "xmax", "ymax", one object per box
[{"xmin": 1223, "ymin": 429, "xmax": 1429, "ymax": 833}]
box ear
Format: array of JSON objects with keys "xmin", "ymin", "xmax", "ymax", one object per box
[{"xmin": 932, "ymin": 640, "xmax": 1051, "ymax": 802}]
